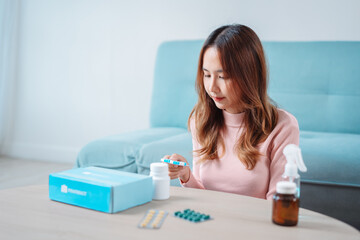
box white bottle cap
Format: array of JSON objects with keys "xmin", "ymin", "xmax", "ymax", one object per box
[
  {"xmin": 150, "ymin": 163, "xmax": 168, "ymax": 176},
  {"xmin": 276, "ymin": 181, "xmax": 296, "ymax": 194}
]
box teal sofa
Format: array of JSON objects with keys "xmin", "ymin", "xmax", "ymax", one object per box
[{"xmin": 76, "ymin": 41, "xmax": 360, "ymax": 230}]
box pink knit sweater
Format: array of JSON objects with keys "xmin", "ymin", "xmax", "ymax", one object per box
[{"xmin": 182, "ymin": 109, "xmax": 299, "ymax": 200}]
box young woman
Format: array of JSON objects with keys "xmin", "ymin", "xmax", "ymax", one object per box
[{"xmin": 163, "ymin": 24, "xmax": 299, "ymax": 200}]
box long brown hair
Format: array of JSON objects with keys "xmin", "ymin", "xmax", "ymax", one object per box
[{"xmin": 188, "ymin": 24, "xmax": 278, "ymax": 170}]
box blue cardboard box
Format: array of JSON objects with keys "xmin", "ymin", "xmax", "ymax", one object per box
[{"xmin": 49, "ymin": 167, "xmax": 153, "ymax": 213}]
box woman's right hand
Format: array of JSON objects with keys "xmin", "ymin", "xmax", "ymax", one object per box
[{"xmin": 162, "ymin": 153, "xmax": 190, "ymax": 183}]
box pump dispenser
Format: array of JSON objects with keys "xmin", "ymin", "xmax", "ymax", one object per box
[{"xmin": 282, "ymin": 144, "xmax": 307, "ymax": 198}]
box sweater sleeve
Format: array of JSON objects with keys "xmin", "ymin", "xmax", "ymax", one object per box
[
  {"xmin": 180, "ymin": 118, "xmax": 205, "ymax": 189},
  {"xmin": 266, "ymin": 113, "xmax": 299, "ymax": 200}
]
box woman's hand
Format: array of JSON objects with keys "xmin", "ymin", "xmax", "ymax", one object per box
[{"xmin": 162, "ymin": 153, "xmax": 190, "ymax": 183}]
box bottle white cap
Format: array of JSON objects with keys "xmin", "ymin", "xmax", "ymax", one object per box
[
  {"xmin": 276, "ymin": 181, "xmax": 296, "ymax": 194},
  {"xmin": 150, "ymin": 163, "xmax": 168, "ymax": 176}
]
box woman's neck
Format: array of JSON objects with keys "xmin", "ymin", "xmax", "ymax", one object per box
[{"xmin": 223, "ymin": 110, "xmax": 244, "ymax": 127}]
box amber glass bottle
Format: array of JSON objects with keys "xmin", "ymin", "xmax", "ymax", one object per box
[{"xmin": 272, "ymin": 181, "xmax": 299, "ymax": 226}]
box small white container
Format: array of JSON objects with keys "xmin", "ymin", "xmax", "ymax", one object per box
[{"xmin": 150, "ymin": 163, "xmax": 170, "ymax": 200}]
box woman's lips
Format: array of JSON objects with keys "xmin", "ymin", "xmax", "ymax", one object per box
[{"xmin": 213, "ymin": 97, "xmax": 224, "ymax": 102}]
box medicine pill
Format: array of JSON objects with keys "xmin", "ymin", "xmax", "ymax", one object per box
[
  {"xmin": 138, "ymin": 209, "xmax": 168, "ymax": 229},
  {"xmin": 174, "ymin": 209, "xmax": 211, "ymax": 223}
]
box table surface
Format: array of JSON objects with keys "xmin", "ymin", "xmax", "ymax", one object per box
[{"xmin": 0, "ymin": 185, "xmax": 359, "ymax": 240}]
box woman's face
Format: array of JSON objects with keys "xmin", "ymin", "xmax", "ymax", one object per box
[{"xmin": 203, "ymin": 47, "xmax": 242, "ymax": 114}]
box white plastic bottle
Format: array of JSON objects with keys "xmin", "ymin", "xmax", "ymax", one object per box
[
  {"xmin": 150, "ymin": 163, "xmax": 170, "ymax": 200},
  {"xmin": 282, "ymin": 144, "xmax": 307, "ymax": 198}
]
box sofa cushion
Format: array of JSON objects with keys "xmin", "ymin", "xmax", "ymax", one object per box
[
  {"xmin": 299, "ymin": 131, "xmax": 360, "ymax": 186},
  {"xmin": 76, "ymin": 128, "xmax": 187, "ymax": 172},
  {"xmin": 137, "ymin": 132, "xmax": 193, "ymax": 186}
]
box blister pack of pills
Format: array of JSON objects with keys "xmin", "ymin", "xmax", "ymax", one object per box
[
  {"xmin": 174, "ymin": 209, "xmax": 211, "ymax": 223},
  {"xmin": 138, "ymin": 209, "xmax": 168, "ymax": 229}
]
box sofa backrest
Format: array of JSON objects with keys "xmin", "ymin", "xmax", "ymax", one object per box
[
  {"xmin": 150, "ymin": 41, "xmax": 360, "ymax": 134},
  {"xmin": 264, "ymin": 42, "xmax": 360, "ymax": 134},
  {"xmin": 150, "ymin": 40, "xmax": 203, "ymax": 129}
]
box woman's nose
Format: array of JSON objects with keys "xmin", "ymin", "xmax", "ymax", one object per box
[{"xmin": 209, "ymin": 77, "xmax": 218, "ymax": 93}]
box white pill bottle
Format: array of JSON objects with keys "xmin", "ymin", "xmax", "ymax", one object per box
[{"xmin": 150, "ymin": 163, "xmax": 170, "ymax": 200}]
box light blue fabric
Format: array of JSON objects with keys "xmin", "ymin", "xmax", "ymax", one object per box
[
  {"xmin": 299, "ymin": 131, "xmax": 360, "ymax": 185},
  {"xmin": 150, "ymin": 40, "xmax": 203, "ymax": 128},
  {"xmin": 264, "ymin": 42, "xmax": 360, "ymax": 134},
  {"xmin": 76, "ymin": 128, "xmax": 187, "ymax": 172}
]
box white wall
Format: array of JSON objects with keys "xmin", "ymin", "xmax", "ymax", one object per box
[{"xmin": 3, "ymin": 0, "xmax": 360, "ymax": 162}]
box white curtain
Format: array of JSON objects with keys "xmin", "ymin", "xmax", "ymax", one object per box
[{"xmin": 0, "ymin": 0, "xmax": 19, "ymax": 154}]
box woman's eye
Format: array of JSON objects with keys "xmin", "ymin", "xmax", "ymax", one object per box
[
  {"xmin": 219, "ymin": 75, "xmax": 229, "ymax": 80},
  {"xmin": 204, "ymin": 74, "xmax": 211, "ymax": 78}
]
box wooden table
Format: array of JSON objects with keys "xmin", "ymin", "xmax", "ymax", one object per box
[{"xmin": 0, "ymin": 185, "xmax": 358, "ymax": 239}]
